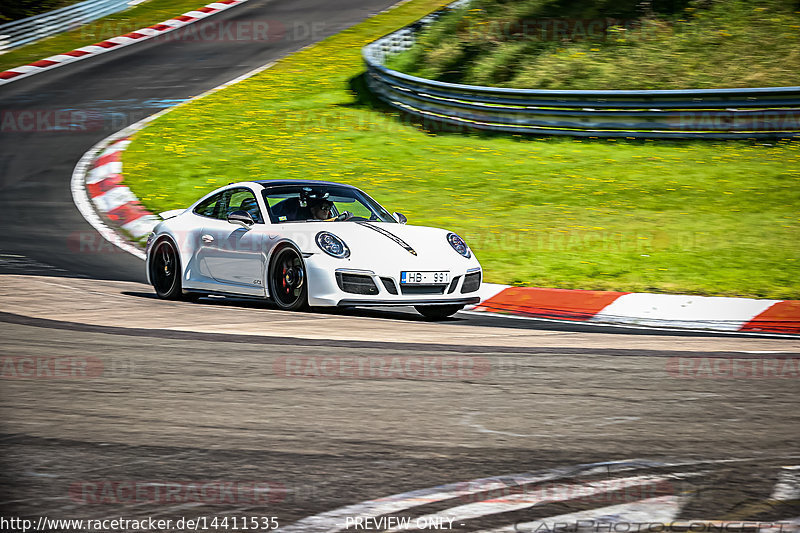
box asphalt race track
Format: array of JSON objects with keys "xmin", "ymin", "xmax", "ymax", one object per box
[
  {"xmin": 1, "ymin": 0, "xmax": 799, "ymax": 529},
  {"xmin": 1, "ymin": 311, "xmax": 799, "ymax": 528}
]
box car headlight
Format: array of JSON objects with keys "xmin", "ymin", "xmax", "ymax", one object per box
[
  {"xmin": 316, "ymin": 231, "xmax": 350, "ymax": 258},
  {"xmin": 447, "ymin": 233, "xmax": 471, "ymax": 259}
]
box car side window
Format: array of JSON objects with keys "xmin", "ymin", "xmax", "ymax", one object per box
[
  {"xmin": 194, "ymin": 192, "xmax": 223, "ymax": 219},
  {"xmin": 227, "ymin": 188, "xmax": 264, "ymax": 224}
]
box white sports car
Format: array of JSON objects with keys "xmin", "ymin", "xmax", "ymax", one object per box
[{"xmin": 145, "ymin": 180, "xmax": 482, "ymax": 319}]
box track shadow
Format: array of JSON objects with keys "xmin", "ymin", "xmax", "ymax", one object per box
[
  {"xmin": 120, "ymin": 290, "xmax": 441, "ymax": 322},
  {"xmin": 343, "ymin": 72, "xmax": 490, "ymax": 139}
]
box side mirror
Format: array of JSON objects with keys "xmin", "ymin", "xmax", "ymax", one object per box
[
  {"xmin": 228, "ymin": 210, "xmax": 254, "ymax": 228},
  {"xmin": 393, "ymin": 212, "xmax": 407, "ymax": 224}
]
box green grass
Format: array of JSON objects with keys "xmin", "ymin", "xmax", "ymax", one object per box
[
  {"xmin": 386, "ymin": 0, "xmax": 800, "ymax": 89},
  {"xmin": 122, "ymin": 0, "xmax": 800, "ymax": 299},
  {"xmin": 0, "ymin": 0, "xmax": 217, "ymax": 73}
]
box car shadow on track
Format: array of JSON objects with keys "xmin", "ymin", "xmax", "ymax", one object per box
[{"xmin": 122, "ymin": 291, "xmax": 431, "ymax": 321}]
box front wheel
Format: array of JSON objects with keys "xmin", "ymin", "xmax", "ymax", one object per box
[
  {"xmin": 414, "ymin": 304, "xmax": 464, "ymax": 320},
  {"xmin": 268, "ymin": 246, "xmax": 308, "ymax": 311}
]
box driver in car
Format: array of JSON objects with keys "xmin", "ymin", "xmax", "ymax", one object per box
[{"xmin": 309, "ymin": 198, "xmax": 335, "ymax": 220}]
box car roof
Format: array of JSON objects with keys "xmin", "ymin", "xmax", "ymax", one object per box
[{"xmin": 253, "ymin": 179, "xmax": 357, "ymax": 189}]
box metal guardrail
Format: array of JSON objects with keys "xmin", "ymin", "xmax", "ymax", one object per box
[
  {"xmin": 0, "ymin": 0, "xmax": 131, "ymax": 53},
  {"xmin": 362, "ymin": 5, "xmax": 800, "ymax": 139}
]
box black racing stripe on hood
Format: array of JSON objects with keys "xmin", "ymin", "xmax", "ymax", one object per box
[{"xmin": 357, "ymin": 222, "xmax": 417, "ymax": 256}]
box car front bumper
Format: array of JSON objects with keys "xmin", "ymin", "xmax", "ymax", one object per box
[{"xmin": 303, "ymin": 255, "xmax": 483, "ymax": 307}]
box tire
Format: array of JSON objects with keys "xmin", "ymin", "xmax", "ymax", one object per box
[
  {"xmin": 268, "ymin": 246, "xmax": 308, "ymax": 311},
  {"xmin": 414, "ymin": 304, "xmax": 464, "ymax": 320},
  {"xmin": 150, "ymin": 239, "xmax": 183, "ymax": 300}
]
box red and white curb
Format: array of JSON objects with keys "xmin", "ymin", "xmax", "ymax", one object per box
[
  {"xmin": 86, "ymin": 137, "xmax": 161, "ymax": 243},
  {"xmin": 73, "ymin": 133, "xmax": 153, "ymax": 261},
  {"xmin": 469, "ymin": 285, "xmax": 800, "ymax": 335},
  {"xmin": 0, "ymin": 0, "xmax": 249, "ymax": 86}
]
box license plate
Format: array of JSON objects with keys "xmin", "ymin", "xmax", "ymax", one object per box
[{"xmin": 400, "ymin": 271, "xmax": 450, "ymax": 284}]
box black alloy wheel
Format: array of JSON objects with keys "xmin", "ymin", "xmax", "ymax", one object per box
[
  {"xmin": 151, "ymin": 239, "xmax": 182, "ymax": 299},
  {"xmin": 269, "ymin": 246, "xmax": 308, "ymax": 311}
]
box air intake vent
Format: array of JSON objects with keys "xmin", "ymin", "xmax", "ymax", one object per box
[
  {"xmin": 336, "ymin": 273, "xmax": 379, "ymax": 295},
  {"xmin": 461, "ymin": 271, "xmax": 481, "ymax": 293},
  {"xmin": 380, "ymin": 277, "xmax": 398, "ymax": 295},
  {"xmin": 400, "ymin": 285, "xmax": 446, "ymax": 295},
  {"xmin": 447, "ymin": 276, "xmax": 461, "ymax": 294}
]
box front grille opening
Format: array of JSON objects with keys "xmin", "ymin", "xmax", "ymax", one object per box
[
  {"xmin": 461, "ymin": 271, "xmax": 481, "ymax": 293},
  {"xmin": 380, "ymin": 277, "xmax": 398, "ymax": 295},
  {"xmin": 400, "ymin": 285, "xmax": 446, "ymax": 295},
  {"xmin": 336, "ymin": 273, "xmax": 379, "ymax": 295},
  {"xmin": 447, "ymin": 276, "xmax": 461, "ymax": 294}
]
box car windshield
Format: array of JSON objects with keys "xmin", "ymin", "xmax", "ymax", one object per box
[{"xmin": 262, "ymin": 185, "xmax": 396, "ymax": 224}]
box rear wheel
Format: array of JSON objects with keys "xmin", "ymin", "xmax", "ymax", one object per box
[
  {"xmin": 150, "ymin": 239, "xmax": 182, "ymax": 300},
  {"xmin": 414, "ymin": 304, "xmax": 464, "ymax": 320},
  {"xmin": 269, "ymin": 246, "xmax": 308, "ymax": 311}
]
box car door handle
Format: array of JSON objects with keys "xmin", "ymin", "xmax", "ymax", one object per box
[{"xmin": 202, "ymin": 234, "xmax": 215, "ymax": 244}]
